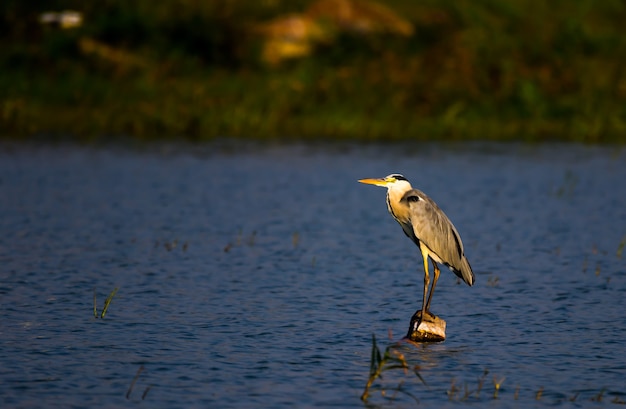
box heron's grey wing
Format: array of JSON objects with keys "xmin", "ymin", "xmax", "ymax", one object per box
[{"xmin": 401, "ymin": 189, "xmax": 475, "ymax": 285}]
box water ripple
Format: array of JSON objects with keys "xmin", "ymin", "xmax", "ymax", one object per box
[{"xmin": 1, "ymin": 142, "xmax": 625, "ymax": 407}]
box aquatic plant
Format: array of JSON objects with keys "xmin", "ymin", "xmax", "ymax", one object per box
[
  {"xmin": 554, "ymin": 170, "xmax": 579, "ymax": 198},
  {"xmin": 126, "ymin": 365, "xmax": 144, "ymax": 399},
  {"xmin": 164, "ymin": 239, "xmax": 178, "ymax": 251},
  {"xmin": 486, "ymin": 274, "xmax": 500, "ymax": 287},
  {"xmin": 224, "ymin": 229, "xmax": 258, "ymax": 252},
  {"xmin": 126, "ymin": 365, "xmax": 152, "ymax": 400},
  {"xmin": 93, "ymin": 287, "xmax": 119, "ymax": 319},
  {"xmin": 361, "ymin": 334, "xmax": 425, "ymax": 402},
  {"xmin": 364, "ymin": 337, "xmax": 625, "ymax": 405},
  {"xmin": 535, "ymin": 386, "xmax": 544, "ymax": 400},
  {"xmin": 492, "ymin": 376, "xmax": 505, "ymax": 399},
  {"xmin": 447, "ymin": 369, "xmax": 505, "ymax": 401},
  {"xmin": 617, "ymin": 236, "xmax": 626, "ymax": 259}
]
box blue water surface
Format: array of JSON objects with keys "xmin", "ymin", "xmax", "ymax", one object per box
[{"xmin": 1, "ymin": 142, "xmax": 625, "ymax": 408}]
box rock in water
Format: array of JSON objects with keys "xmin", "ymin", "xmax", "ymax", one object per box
[{"xmin": 406, "ymin": 310, "xmax": 446, "ymax": 342}]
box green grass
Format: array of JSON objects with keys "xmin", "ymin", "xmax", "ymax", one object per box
[
  {"xmin": 2, "ymin": 0, "xmax": 626, "ymax": 143},
  {"xmin": 93, "ymin": 287, "xmax": 119, "ymax": 319},
  {"xmin": 361, "ymin": 334, "xmax": 425, "ymax": 402}
]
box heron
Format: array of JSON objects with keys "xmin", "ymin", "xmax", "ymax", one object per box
[{"xmin": 358, "ymin": 174, "xmax": 474, "ymax": 325}]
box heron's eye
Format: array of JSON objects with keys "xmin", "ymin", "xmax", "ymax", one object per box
[{"xmin": 407, "ymin": 195, "xmax": 420, "ymax": 202}]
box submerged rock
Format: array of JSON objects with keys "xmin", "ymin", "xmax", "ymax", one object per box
[{"xmin": 406, "ymin": 310, "xmax": 446, "ymax": 342}]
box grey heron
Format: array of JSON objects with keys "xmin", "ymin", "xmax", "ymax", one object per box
[{"xmin": 359, "ymin": 174, "xmax": 474, "ymax": 324}]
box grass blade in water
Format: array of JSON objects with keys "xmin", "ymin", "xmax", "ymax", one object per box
[{"xmin": 101, "ymin": 287, "xmax": 119, "ymax": 319}]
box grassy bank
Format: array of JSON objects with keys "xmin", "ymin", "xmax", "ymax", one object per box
[{"xmin": 2, "ymin": 0, "xmax": 626, "ymax": 143}]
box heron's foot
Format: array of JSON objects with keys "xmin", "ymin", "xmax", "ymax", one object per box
[
  {"xmin": 411, "ymin": 309, "xmax": 437, "ymax": 330},
  {"xmin": 411, "ymin": 310, "xmax": 432, "ymax": 333},
  {"xmin": 413, "ymin": 310, "xmax": 433, "ymax": 328}
]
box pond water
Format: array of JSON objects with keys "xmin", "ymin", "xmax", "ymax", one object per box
[{"xmin": 1, "ymin": 142, "xmax": 625, "ymax": 408}]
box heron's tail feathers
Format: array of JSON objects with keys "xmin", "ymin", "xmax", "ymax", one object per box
[{"xmin": 456, "ymin": 256, "xmax": 475, "ymax": 286}]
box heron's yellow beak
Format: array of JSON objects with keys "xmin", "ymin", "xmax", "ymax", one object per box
[{"xmin": 358, "ymin": 178, "xmax": 388, "ymax": 187}]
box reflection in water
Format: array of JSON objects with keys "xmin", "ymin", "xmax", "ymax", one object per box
[{"xmin": 0, "ymin": 143, "xmax": 625, "ymax": 407}]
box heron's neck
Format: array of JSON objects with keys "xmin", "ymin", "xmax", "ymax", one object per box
[{"xmin": 386, "ymin": 185, "xmax": 411, "ymax": 223}]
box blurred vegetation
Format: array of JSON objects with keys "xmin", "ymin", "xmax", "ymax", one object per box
[{"xmin": 2, "ymin": 0, "xmax": 626, "ymax": 143}]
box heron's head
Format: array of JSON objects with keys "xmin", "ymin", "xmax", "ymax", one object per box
[{"xmin": 358, "ymin": 174, "xmax": 412, "ymax": 192}]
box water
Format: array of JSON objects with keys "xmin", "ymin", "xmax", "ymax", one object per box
[{"xmin": 1, "ymin": 142, "xmax": 625, "ymax": 408}]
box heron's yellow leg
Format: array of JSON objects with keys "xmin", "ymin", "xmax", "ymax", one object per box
[
  {"xmin": 419, "ymin": 245, "xmax": 430, "ymax": 321},
  {"xmin": 425, "ymin": 259, "xmax": 440, "ymax": 313}
]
